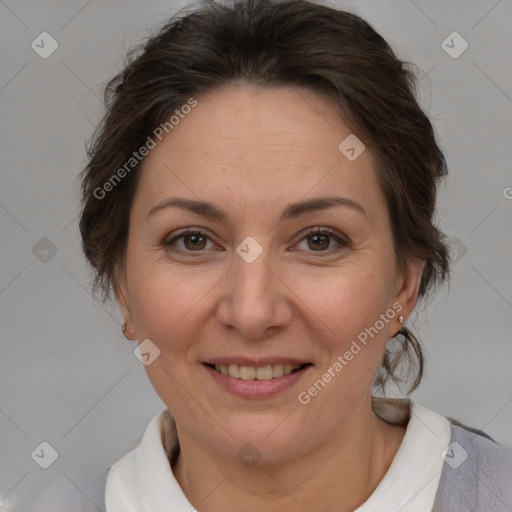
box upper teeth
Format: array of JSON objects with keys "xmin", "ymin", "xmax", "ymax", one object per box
[{"xmin": 214, "ymin": 363, "xmax": 302, "ymax": 380}]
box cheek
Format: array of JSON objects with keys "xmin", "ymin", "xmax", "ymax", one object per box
[
  {"xmin": 131, "ymin": 279, "xmax": 204, "ymax": 347},
  {"xmin": 125, "ymin": 252, "xmax": 201, "ymax": 344},
  {"xmin": 302, "ymin": 273, "xmax": 395, "ymax": 403},
  {"xmin": 306, "ymin": 266, "xmax": 395, "ymax": 343},
  {"xmin": 126, "ymin": 266, "xmax": 209, "ymax": 406}
]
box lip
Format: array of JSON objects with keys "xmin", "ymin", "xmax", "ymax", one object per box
[{"xmin": 202, "ymin": 362, "xmax": 313, "ymax": 398}]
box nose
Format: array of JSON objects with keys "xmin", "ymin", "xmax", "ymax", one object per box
[{"xmin": 215, "ymin": 245, "xmax": 293, "ymax": 340}]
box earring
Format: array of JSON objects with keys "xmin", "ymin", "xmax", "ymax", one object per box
[
  {"xmin": 397, "ymin": 314, "xmax": 407, "ymax": 336},
  {"xmin": 122, "ymin": 322, "xmax": 137, "ymax": 341}
]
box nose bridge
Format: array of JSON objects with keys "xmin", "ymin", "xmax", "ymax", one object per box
[
  {"xmin": 232, "ymin": 241, "xmax": 275, "ymax": 307},
  {"xmin": 217, "ymin": 239, "xmax": 289, "ymax": 337}
]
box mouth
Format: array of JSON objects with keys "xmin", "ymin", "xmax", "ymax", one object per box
[{"xmin": 203, "ymin": 362, "xmax": 312, "ymax": 381}]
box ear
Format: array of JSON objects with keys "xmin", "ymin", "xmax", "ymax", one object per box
[
  {"xmin": 393, "ymin": 258, "xmax": 423, "ymax": 328},
  {"xmin": 113, "ymin": 262, "xmax": 131, "ymax": 324}
]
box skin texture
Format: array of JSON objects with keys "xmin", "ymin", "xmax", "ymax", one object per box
[{"xmin": 116, "ymin": 83, "xmax": 422, "ymax": 511}]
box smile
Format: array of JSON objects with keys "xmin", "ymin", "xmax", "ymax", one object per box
[
  {"xmin": 202, "ymin": 358, "xmax": 313, "ymax": 398},
  {"xmin": 205, "ymin": 363, "xmax": 309, "ymax": 380}
]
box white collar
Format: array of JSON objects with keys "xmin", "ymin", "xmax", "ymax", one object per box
[
  {"xmin": 105, "ymin": 398, "xmax": 451, "ymax": 511},
  {"xmin": 105, "ymin": 409, "xmax": 189, "ymax": 511},
  {"xmin": 355, "ymin": 400, "xmax": 451, "ymax": 511}
]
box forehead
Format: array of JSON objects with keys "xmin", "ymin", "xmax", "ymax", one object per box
[{"xmin": 134, "ymin": 83, "xmax": 381, "ymax": 219}]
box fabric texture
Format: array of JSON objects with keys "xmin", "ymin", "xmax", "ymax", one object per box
[
  {"xmin": 27, "ymin": 398, "xmax": 512, "ymax": 511},
  {"xmin": 432, "ymin": 422, "xmax": 512, "ymax": 511}
]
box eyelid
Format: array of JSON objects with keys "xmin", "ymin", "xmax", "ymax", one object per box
[
  {"xmin": 164, "ymin": 227, "xmax": 217, "ymax": 250},
  {"xmin": 163, "ymin": 226, "xmax": 350, "ymax": 255},
  {"xmin": 294, "ymin": 226, "xmax": 350, "ymax": 252}
]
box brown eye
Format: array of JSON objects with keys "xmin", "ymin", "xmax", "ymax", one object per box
[
  {"xmin": 296, "ymin": 227, "xmax": 348, "ymax": 253},
  {"xmin": 182, "ymin": 232, "xmax": 208, "ymax": 250},
  {"xmin": 307, "ymin": 232, "xmax": 330, "ymax": 251},
  {"xmin": 164, "ymin": 230, "xmax": 212, "ymax": 252}
]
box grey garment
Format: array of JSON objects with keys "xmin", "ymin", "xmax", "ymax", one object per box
[
  {"xmin": 27, "ymin": 423, "xmax": 512, "ymax": 511},
  {"xmin": 432, "ymin": 422, "xmax": 512, "ymax": 511}
]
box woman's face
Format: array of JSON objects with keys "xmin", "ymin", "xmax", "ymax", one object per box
[{"xmin": 117, "ymin": 83, "xmax": 420, "ymax": 463}]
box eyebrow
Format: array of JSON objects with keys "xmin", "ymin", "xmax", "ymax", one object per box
[{"xmin": 146, "ymin": 195, "xmax": 368, "ymax": 223}]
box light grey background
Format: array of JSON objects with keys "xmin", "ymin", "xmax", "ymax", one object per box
[{"xmin": 1, "ymin": 0, "xmax": 511, "ymax": 510}]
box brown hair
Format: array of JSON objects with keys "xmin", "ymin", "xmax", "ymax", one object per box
[{"xmin": 79, "ymin": 0, "xmax": 450, "ymax": 393}]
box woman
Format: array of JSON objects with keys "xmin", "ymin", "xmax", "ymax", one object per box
[{"xmin": 37, "ymin": 0, "xmax": 512, "ymax": 510}]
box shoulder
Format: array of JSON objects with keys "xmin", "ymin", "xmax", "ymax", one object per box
[
  {"xmin": 433, "ymin": 421, "xmax": 512, "ymax": 511},
  {"xmin": 26, "ymin": 468, "xmax": 108, "ymax": 512}
]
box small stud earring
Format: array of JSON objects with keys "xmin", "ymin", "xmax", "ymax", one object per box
[
  {"xmin": 397, "ymin": 314, "xmax": 407, "ymax": 337},
  {"xmin": 122, "ymin": 322, "xmax": 136, "ymax": 341}
]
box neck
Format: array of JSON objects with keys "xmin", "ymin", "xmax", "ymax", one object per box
[{"xmin": 172, "ymin": 394, "xmax": 406, "ymax": 512}]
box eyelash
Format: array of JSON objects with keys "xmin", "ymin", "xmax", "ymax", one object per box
[{"xmin": 163, "ymin": 227, "xmax": 349, "ymax": 256}]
